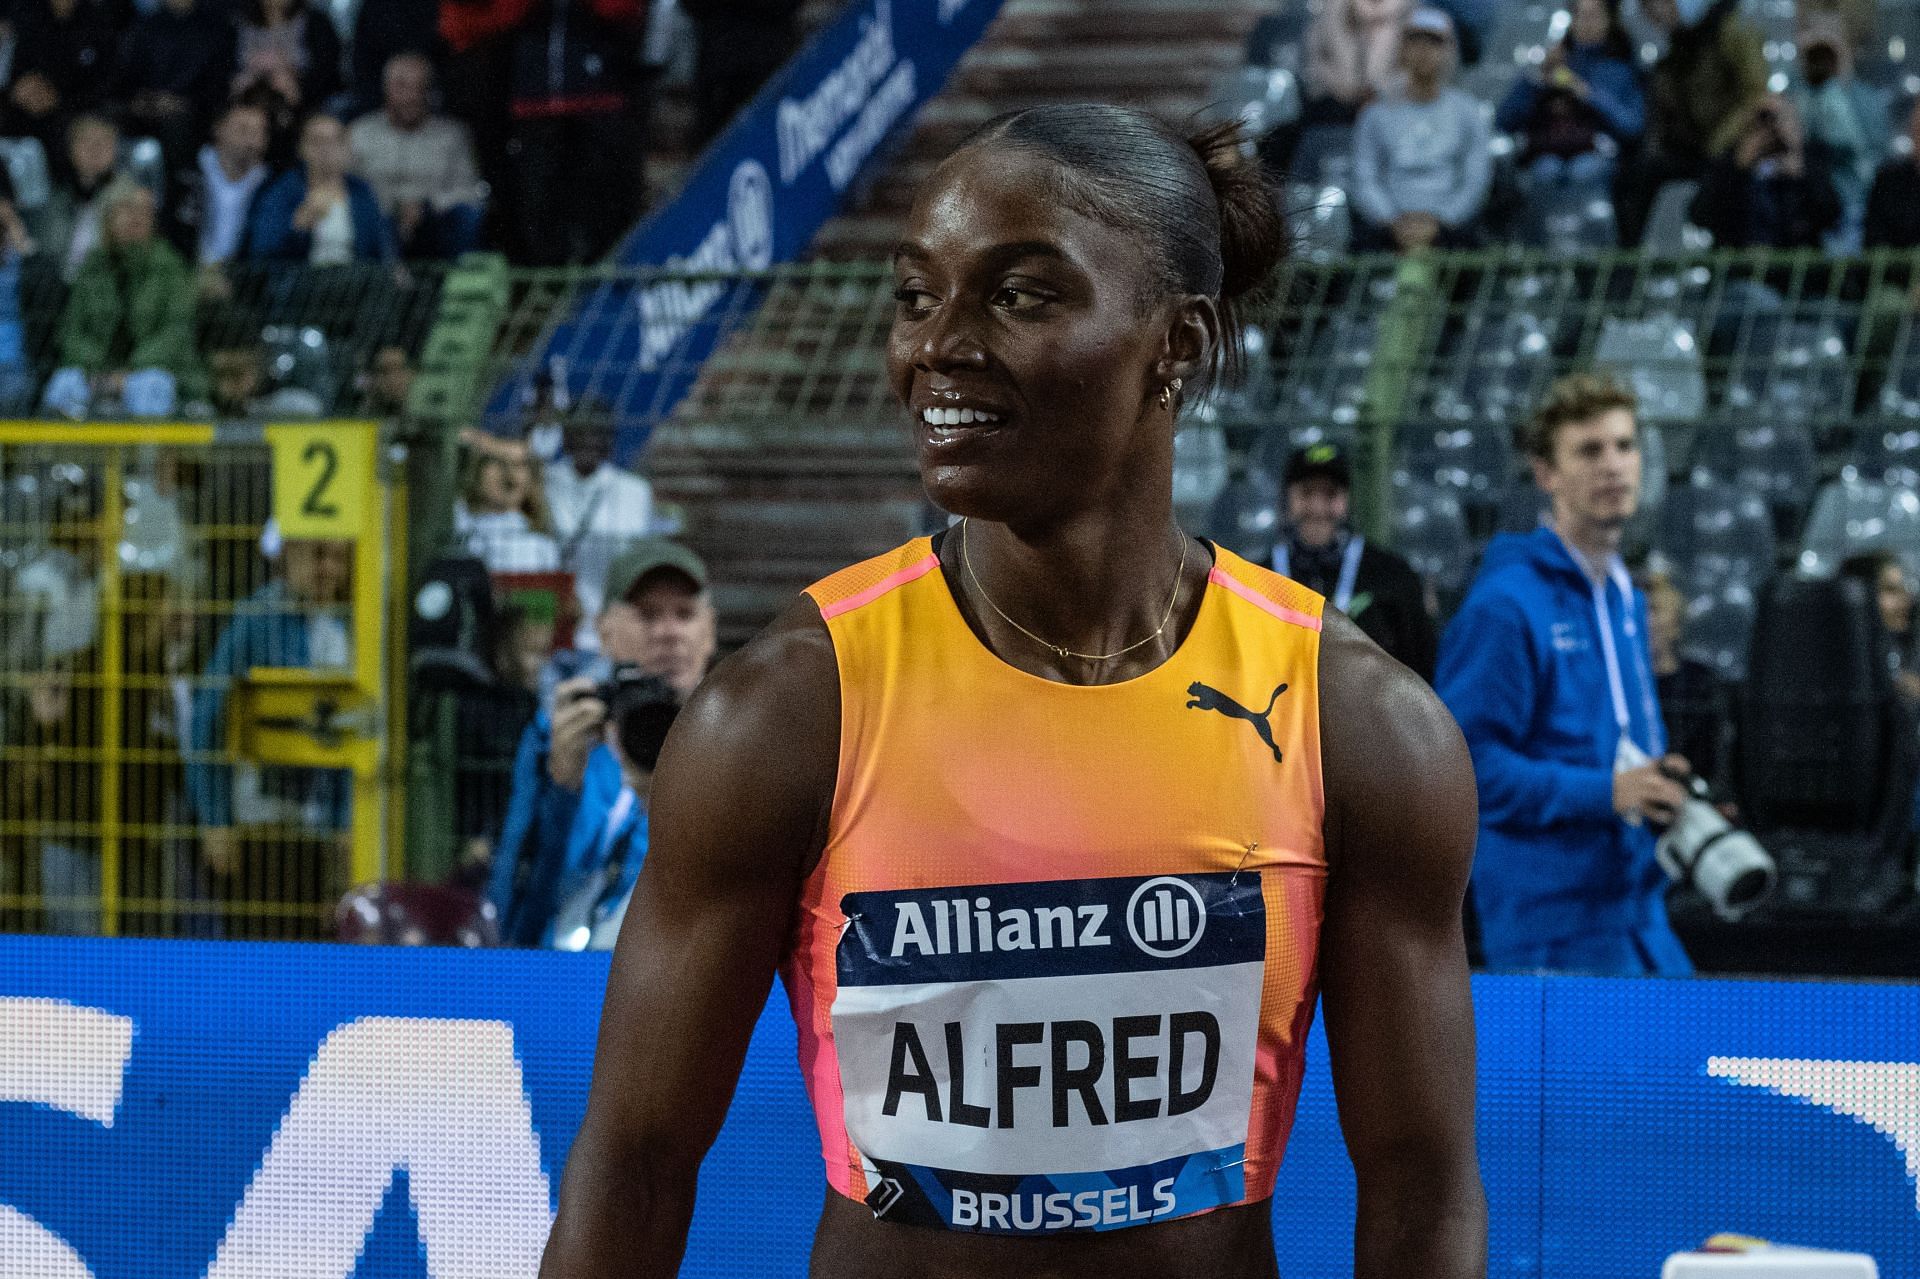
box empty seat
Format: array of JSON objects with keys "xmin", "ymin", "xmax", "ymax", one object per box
[
  {"xmin": 1397, "ymin": 420, "xmax": 1514, "ymax": 520},
  {"xmin": 1692, "ymin": 419, "xmax": 1817, "ymax": 536},
  {"xmin": 1205, "ymin": 464, "xmax": 1283, "ymax": 566},
  {"xmin": 1718, "ymin": 316, "xmax": 1854, "ymax": 431},
  {"xmin": 1797, "ymin": 476, "xmax": 1920, "ymax": 576},
  {"xmin": 1209, "ymin": 66, "xmax": 1301, "ymax": 136},
  {"xmin": 1172, "ymin": 423, "xmax": 1231, "ymax": 530},
  {"xmin": 1282, "ymin": 304, "xmax": 1375, "ymax": 426},
  {"xmin": 1422, "ymin": 308, "xmax": 1558, "ymax": 427},
  {"xmin": 1657, "ymin": 475, "xmax": 1778, "ymax": 592},
  {"xmin": 1388, "ymin": 475, "xmax": 1474, "ymax": 599},
  {"xmin": 1593, "ymin": 313, "xmax": 1707, "ymax": 425},
  {"xmin": 1682, "ymin": 579, "xmax": 1760, "ymax": 680},
  {"xmin": 1852, "ymin": 420, "xmax": 1920, "ymax": 488},
  {"xmin": 1284, "ymin": 180, "xmax": 1352, "ymax": 263}
]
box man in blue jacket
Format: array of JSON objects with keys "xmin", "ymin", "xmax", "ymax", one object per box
[
  {"xmin": 488, "ymin": 539, "xmax": 716, "ymax": 945},
  {"xmin": 1436, "ymin": 371, "xmax": 1694, "ymax": 975}
]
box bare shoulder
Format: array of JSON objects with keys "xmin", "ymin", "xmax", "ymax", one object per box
[
  {"xmin": 1316, "ymin": 610, "xmax": 1476, "ymax": 875},
  {"xmin": 651, "ymin": 594, "xmax": 841, "ymax": 880}
]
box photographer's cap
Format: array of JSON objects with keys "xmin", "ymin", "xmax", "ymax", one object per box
[
  {"xmin": 1284, "ymin": 441, "xmax": 1353, "ymax": 490},
  {"xmin": 604, "ymin": 538, "xmax": 709, "ymax": 602}
]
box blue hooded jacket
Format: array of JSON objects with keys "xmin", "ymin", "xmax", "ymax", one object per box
[{"xmin": 1435, "ymin": 527, "xmax": 1671, "ymax": 959}]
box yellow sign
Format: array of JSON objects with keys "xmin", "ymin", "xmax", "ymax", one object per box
[{"xmin": 267, "ymin": 421, "xmax": 377, "ymax": 540}]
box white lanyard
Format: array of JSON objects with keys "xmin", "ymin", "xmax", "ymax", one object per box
[
  {"xmin": 1558, "ymin": 534, "xmax": 1660, "ymax": 752},
  {"xmin": 1273, "ymin": 535, "xmax": 1366, "ymax": 612},
  {"xmin": 599, "ymin": 786, "xmax": 636, "ymax": 858}
]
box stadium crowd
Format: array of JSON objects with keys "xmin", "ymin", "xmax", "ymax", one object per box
[
  {"xmin": 4, "ymin": 0, "xmax": 1920, "ymax": 980},
  {"xmin": 0, "ymin": 0, "xmax": 806, "ymax": 420}
]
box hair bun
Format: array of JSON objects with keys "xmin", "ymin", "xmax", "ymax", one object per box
[{"xmin": 1187, "ymin": 120, "xmax": 1286, "ymax": 300}]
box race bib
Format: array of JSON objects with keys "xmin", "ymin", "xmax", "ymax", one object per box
[{"xmin": 831, "ymin": 872, "xmax": 1266, "ymax": 1234}]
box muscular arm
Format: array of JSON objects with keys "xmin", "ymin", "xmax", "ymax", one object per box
[
  {"xmin": 1317, "ymin": 613, "xmax": 1486, "ymax": 1279},
  {"xmin": 540, "ymin": 600, "xmax": 840, "ymax": 1279}
]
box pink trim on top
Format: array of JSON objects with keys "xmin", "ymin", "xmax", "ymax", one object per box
[
  {"xmin": 1209, "ymin": 566, "xmax": 1323, "ymax": 631},
  {"xmin": 819, "ymin": 553, "xmax": 941, "ymax": 621}
]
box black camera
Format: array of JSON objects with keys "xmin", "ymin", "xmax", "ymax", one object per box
[{"xmin": 597, "ymin": 664, "xmax": 681, "ymax": 773}]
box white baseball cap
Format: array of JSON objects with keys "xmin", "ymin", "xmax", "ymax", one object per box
[{"xmin": 1404, "ymin": 6, "xmax": 1456, "ymax": 39}]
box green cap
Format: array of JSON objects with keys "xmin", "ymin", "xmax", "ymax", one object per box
[{"xmin": 603, "ymin": 538, "xmax": 709, "ymax": 602}]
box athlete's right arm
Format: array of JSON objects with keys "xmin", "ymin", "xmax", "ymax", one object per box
[{"xmin": 540, "ymin": 599, "xmax": 841, "ymax": 1279}]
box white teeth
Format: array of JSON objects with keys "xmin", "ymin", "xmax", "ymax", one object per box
[{"xmin": 921, "ymin": 407, "xmax": 1004, "ymax": 426}]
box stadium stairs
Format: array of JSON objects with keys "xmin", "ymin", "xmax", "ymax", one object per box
[{"xmin": 649, "ymin": 0, "xmax": 1282, "ymax": 644}]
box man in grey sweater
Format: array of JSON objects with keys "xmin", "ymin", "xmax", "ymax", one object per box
[
  {"xmin": 1350, "ymin": 6, "xmax": 1492, "ymax": 252},
  {"xmin": 348, "ymin": 53, "xmax": 487, "ymax": 259}
]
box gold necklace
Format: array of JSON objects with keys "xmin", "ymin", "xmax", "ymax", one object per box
[{"xmin": 960, "ymin": 517, "xmax": 1188, "ymax": 663}]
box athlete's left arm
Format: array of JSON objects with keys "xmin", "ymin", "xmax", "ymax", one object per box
[{"xmin": 1317, "ymin": 611, "xmax": 1487, "ymax": 1279}]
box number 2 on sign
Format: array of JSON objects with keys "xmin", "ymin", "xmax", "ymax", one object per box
[{"xmin": 268, "ymin": 422, "xmax": 374, "ymax": 539}]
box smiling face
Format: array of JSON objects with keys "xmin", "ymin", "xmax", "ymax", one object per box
[{"xmin": 886, "ymin": 146, "xmax": 1192, "ymax": 526}]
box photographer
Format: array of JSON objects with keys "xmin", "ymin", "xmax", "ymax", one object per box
[
  {"xmin": 545, "ymin": 668, "xmax": 679, "ymax": 951},
  {"xmin": 1436, "ymin": 373, "xmax": 1695, "ymax": 975},
  {"xmin": 487, "ymin": 540, "xmax": 716, "ymax": 945},
  {"xmin": 1494, "ymin": 0, "xmax": 1644, "ymax": 197},
  {"xmin": 1689, "ymin": 93, "xmax": 1842, "ymax": 249}
]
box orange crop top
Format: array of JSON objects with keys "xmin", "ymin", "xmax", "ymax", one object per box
[{"xmin": 782, "ymin": 536, "xmax": 1327, "ymax": 1236}]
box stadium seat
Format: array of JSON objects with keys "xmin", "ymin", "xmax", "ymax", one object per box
[
  {"xmin": 1683, "ymin": 578, "xmax": 1760, "ymax": 681},
  {"xmin": 1852, "ymin": 421, "xmax": 1920, "ymax": 488},
  {"xmin": 1283, "ymin": 304, "xmax": 1375, "ymax": 426},
  {"xmin": 1244, "ymin": 9, "xmax": 1309, "ymax": 70},
  {"xmin": 1209, "ymin": 66, "xmax": 1302, "ymax": 138},
  {"xmin": 1657, "ymin": 475, "xmax": 1778, "ymax": 593},
  {"xmin": 1205, "ymin": 463, "xmax": 1283, "ymax": 566},
  {"xmin": 1642, "ymin": 180, "xmax": 1708, "ymax": 254},
  {"xmin": 1284, "ymin": 180, "xmax": 1352, "ymax": 263},
  {"xmin": 1423, "ymin": 307, "xmax": 1558, "ymax": 427},
  {"xmin": 1397, "ymin": 419, "xmax": 1513, "ymax": 537},
  {"xmin": 1173, "ymin": 422, "xmax": 1231, "ymax": 530},
  {"xmin": 335, "ymin": 882, "xmax": 500, "ymax": 947},
  {"xmin": 1718, "ymin": 316, "xmax": 1855, "ymax": 433},
  {"xmin": 1796, "ymin": 476, "xmax": 1920, "ymax": 577},
  {"xmin": 1388, "ymin": 474, "xmax": 1475, "ymax": 601},
  {"xmin": 1595, "ymin": 313, "xmax": 1707, "ymax": 425},
  {"xmin": 1693, "ymin": 419, "xmax": 1818, "ymax": 538}
]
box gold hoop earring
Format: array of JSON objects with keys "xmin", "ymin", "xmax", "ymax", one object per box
[{"xmin": 1159, "ymin": 377, "xmax": 1183, "ymax": 411}]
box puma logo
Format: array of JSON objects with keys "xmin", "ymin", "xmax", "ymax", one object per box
[{"xmin": 1186, "ymin": 681, "xmax": 1288, "ymax": 764}]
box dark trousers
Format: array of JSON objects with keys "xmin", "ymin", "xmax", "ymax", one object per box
[{"xmin": 507, "ymin": 107, "xmax": 649, "ymax": 266}]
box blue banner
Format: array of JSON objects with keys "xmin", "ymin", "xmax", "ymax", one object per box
[
  {"xmin": 487, "ymin": 0, "xmax": 1004, "ymax": 457},
  {"xmin": 2, "ymin": 937, "xmax": 1918, "ymax": 1278}
]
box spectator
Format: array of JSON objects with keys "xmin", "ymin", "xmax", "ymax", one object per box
[
  {"xmin": 356, "ymin": 342, "xmax": 415, "ymax": 415},
  {"xmin": 43, "ymin": 178, "xmax": 203, "ymax": 419},
  {"xmin": 1797, "ymin": 0, "xmax": 1874, "ymax": 55},
  {"xmin": 544, "ymin": 667, "xmax": 679, "ymax": 951},
  {"xmin": 0, "ymin": 658, "xmax": 99, "ymax": 933},
  {"xmin": 233, "ymin": 75, "xmax": 303, "ymax": 171},
  {"xmin": 26, "ymin": 112, "xmax": 120, "ymax": 281},
  {"xmin": 1350, "ymin": 6, "xmax": 1491, "ymax": 252},
  {"xmin": 1790, "ymin": 17, "xmax": 1886, "ymax": 252},
  {"xmin": 488, "ymin": 539, "xmax": 716, "ymax": 946},
  {"xmin": 186, "ymin": 537, "xmax": 353, "ymax": 884},
  {"xmin": 114, "ymin": 0, "xmax": 237, "ymax": 179},
  {"xmin": 1302, "ymin": 0, "xmax": 1410, "ymax": 127},
  {"xmin": 1864, "ymin": 98, "xmax": 1920, "ymax": 249},
  {"xmin": 1436, "ymin": 371, "xmax": 1693, "ymax": 976},
  {"xmin": 1689, "ymin": 93, "xmax": 1842, "ymax": 248},
  {"xmin": 0, "ymin": 183, "xmax": 35, "ymax": 410},
  {"xmin": 454, "ymin": 433, "xmax": 562, "ymax": 573},
  {"xmin": 11, "ymin": 472, "xmax": 99, "ymax": 663},
  {"xmin": 348, "ymin": 52, "xmax": 485, "ymax": 259},
  {"xmin": 350, "ymin": 0, "xmax": 442, "ymax": 117},
  {"xmin": 243, "ymin": 113, "xmax": 395, "ymax": 264},
  {"xmin": 681, "ymin": 0, "xmax": 803, "ymax": 148},
  {"xmin": 544, "ymin": 409, "xmax": 656, "ymax": 641},
  {"xmin": 196, "ymin": 334, "xmax": 326, "ymax": 417},
  {"xmin": 4, "ymin": 0, "xmax": 122, "ymax": 159},
  {"xmin": 1272, "ymin": 442, "xmax": 1437, "ymax": 681},
  {"xmin": 1617, "ymin": 0, "xmax": 1767, "ymax": 246},
  {"xmin": 503, "ymin": 0, "xmax": 650, "ymax": 265},
  {"xmin": 173, "ymin": 99, "xmax": 271, "ymax": 267},
  {"xmin": 1641, "ymin": 566, "xmax": 1726, "ymax": 787},
  {"xmin": 1839, "ymin": 550, "xmax": 1920, "ymax": 701},
  {"xmin": 231, "ymin": 0, "xmax": 343, "ymax": 115},
  {"xmin": 1496, "ymin": 0, "xmax": 1644, "ymax": 196}
]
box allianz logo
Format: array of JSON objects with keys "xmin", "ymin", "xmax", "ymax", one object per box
[{"xmin": 886, "ymin": 877, "xmax": 1208, "ymax": 960}]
